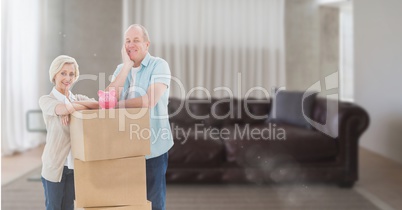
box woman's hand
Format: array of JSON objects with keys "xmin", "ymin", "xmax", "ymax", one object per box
[
  {"xmin": 73, "ymin": 101, "xmax": 99, "ymax": 109},
  {"xmin": 121, "ymin": 45, "xmax": 134, "ymax": 67},
  {"xmin": 60, "ymin": 115, "xmax": 70, "ymax": 126}
]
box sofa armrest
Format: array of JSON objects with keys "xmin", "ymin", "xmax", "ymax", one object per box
[
  {"xmin": 338, "ymin": 101, "xmax": 370, "ymax": 141},
  {"xmin": 312, "ymin": 98, "xmax": 370, "ymax": 139},
  {"xmin": 313, "ymin": 98, "xmax": 370, "ymax": 183},
  {"xmin": 337, "ymin": 101, "xmax": 370, "ymax": 178}
]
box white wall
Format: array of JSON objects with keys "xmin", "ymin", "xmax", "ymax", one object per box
[
  {"xmin": 354, "ymin": 0, "xmax": 402, "ymax": 164},
  {"xmin": 62, "ymin": 0, "xmax": 122, "ymax": 99},
  {"xmin": 42, "ymin": 0, "xmax": 64, "ymax": 94}
]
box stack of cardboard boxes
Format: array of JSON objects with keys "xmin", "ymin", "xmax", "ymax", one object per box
[{"xmin": 70, "ymin": 108, "xmax": 151, "ymax": 210}]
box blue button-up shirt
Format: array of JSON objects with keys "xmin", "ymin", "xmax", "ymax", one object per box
[{"xmin": 112, "ymin": 53, "xmax": 173, "ymax": 159}]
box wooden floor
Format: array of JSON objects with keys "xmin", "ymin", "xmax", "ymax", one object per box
[
  {"xmin": 355, "ymin": 149, "xmax": 402, "ymax": 210},
  {"xmin": 2, "ymin": 145, "xmax": 402, "ymax": 209},
  {"xmin": 2, "ymin": 171, "xmax": 380, "ymax": 210},
  {"xmin": 2, "ymin": 144, "xmax": 44, "ymax": 186}
]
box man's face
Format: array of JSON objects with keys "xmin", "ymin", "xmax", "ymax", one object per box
[{"xmin": 124, "ymin": 26, "xmax": 150, "ymax": 65}]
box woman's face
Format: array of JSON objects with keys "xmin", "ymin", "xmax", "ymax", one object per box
[{"xmin": 54, "ymin": 63, "xmax": 76, "ymax": 94}]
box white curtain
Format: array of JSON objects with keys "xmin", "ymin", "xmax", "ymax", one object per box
[
  {"xmin": 123, "ymin": 0, "xmax": 285, "ymax": 98},
  {"xmin": 1, "ymin": 0, "xmax": 46, "ymax": 155}
]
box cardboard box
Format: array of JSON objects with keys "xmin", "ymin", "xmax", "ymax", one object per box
[
  {"xmin": 70, "ymin": 108, "xmax": 150, "ymax": 161},
  {"xmin": 74, "ymin": 156, "xmax": 147, "ymax": 208},
  {"xmin": 76, "ymin": 201, "xmax": 152, "ymax": 210}
]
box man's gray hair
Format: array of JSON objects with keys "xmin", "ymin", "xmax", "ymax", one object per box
[{"xmin": 125, "ymin": 24, "xmax": 150, "ymax": 42}]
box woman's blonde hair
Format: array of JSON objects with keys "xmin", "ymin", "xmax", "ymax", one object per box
[{"xmin": 49, "ymin": 55, "xmax": 80, "ymax": 84}]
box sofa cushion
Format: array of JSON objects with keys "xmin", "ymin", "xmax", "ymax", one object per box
[
  {"xmin": 168, "ymin": 97, "xmax": 192, "ymax": 124},
  {"xmin": 168, "ymin": 123, "xmax": 226, "ymax": 167},
  {"xmin": 215, "ymin": 98, "xmax": 271, "ymax": 126},
  {"xmin": 269, "ymin": 90, "xmax": 317, "ymax": 128},
  {"xmin": 222, "ymin": 123, "xmax": 338, "ymax": 167},
  {"xmin": 169, "ymin": 97, "xmax": 213, "ymax": 125},
  {"xmin": 241, "ymin": 98, "xmax": 271, "ymax": 124},
  {"xmin": 205, "ymin": 98, "xmax": 233, "ymax": 128}
]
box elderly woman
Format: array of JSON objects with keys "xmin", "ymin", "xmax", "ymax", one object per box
[{"xmin": 39, "ymin": 55, "xmax": 98, "ymax": 210}]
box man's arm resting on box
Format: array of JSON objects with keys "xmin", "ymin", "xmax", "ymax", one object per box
[{"xmin": 117, "ymin": 83, "xmax": 167, "ymax": 108}]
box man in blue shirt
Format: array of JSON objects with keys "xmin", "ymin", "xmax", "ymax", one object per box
[{"xmin": 107, "ymin": 24, "xmax": 173, "ymax": 210}]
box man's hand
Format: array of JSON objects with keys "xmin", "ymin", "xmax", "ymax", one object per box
[
  {"xmin": 121, "ymin": 45, "xmax": 134, "ymax": 67},
  {"xmin": 106, "ymin": 45, "xmax": 135, "ymax": 100}
]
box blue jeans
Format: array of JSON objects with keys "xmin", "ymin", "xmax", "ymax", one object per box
[
  {"xmin": 41, "ymin": 166, "xmax": 75, "ymax": 210},
  {"xmin": 146, "ymin": 152, "xmax": 168, "ymax": 210}
]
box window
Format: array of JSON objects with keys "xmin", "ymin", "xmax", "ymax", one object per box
[
  {"xmin": 318, "ymin": 0, "xmax": 354, "ymax": 101},
  {"xmin": 339, "ymin": 4, "xmax": 354, "ymax": 101}
]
